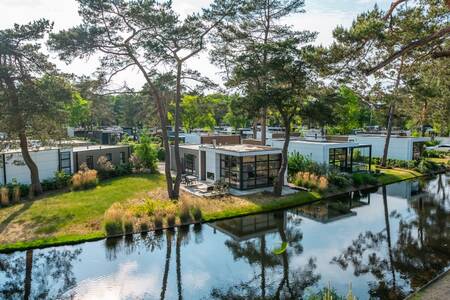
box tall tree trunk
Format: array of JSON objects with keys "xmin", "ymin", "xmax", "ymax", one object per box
[
  {"xmin": 382, "ymin": 186, "xmax": 397, "ymax": 292},
  {"xmin": 381, "ymin": 103, "xmax": 395, "ymax": 167},
  {"xmin": 176, "ymin": 229, "xmax": 183, "ymax": 300},
  {"xmin": 160, "ymin": 231, "xmax": 172, "ymax": 300},
  {"xmin": 128, "ymin": 49, "xmax": 177, "ymax": 199},
  {"xmin": 4, "ymin": 75, "xmax": 42, "ymax": 196},
  {"xmin": 172, "ymin": 62, "xmax": 183, "ymax": 199},
  {"xmin": 274, "ymin": 114, "xmax": 290, "ymax": 196},
  {"xmin": 252, "ymin": 119, "xmax": 258, "ymax": 139},
  {"xmin": 381, "ymin": 56, "xmax": 404, "ymax": 167},
  {"xmin": 260, "ymin": 236, "xmax": 266, "ymax": 299},
  {"xmin": 18, "ymin": 133, "xmax": 42, "ymax": 196},
  {"xmin": 261, "ymin": 108, "xmax": 267, "ymax": 145},
  {"xmin": 24, "ymin": 249, "xmax": 33, "ymax": 300}
]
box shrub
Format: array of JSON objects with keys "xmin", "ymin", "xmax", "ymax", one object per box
[
  {"xmin": 192, "ymin": 206, "xmax": 203, "ymax": 222},
  {"xmin": 104, "ymin": 203, "xmax": 124, "ymax": 236},
  {"xmin": 97, "ymin": 156, "xmax": 115, "ymax": 179},
  {"xmin": 55, "ymin": 171, "xmax": 71, "ymax": 189},
  {"xmin": 328, "ymin": 172, "xmax": 353, "ymax": 188},
  {"xmin": 71, "ymin": 165, "xmax": 98, "ymax": 191},
  {"xmin": 288, "ymin": 152, "xmax": 329, "ymax": 178},
  {"xmin": 114, "ymin": 163, "xmax": 132, "ymax": 176},
  {"xmin": 132, "ymin": 135, "xmax": 159, "ymax": 172},
  {"xmin": 1, "ymin": 187, "xmax": 9, "ymax": 206},
  {"xmin": 415, "ymin": 159, "xmax": 442, "ymax": 174},
  {"xmin": 352, "ymin": 173, "xmax": 378, "ymax": 186},
  {"xmin": 178, "ymin": 202, "xmax": 192, "ymax": 223},
  {"xmin": 423, "ymin": 149, "xmax": 446, "ymax": 158}
]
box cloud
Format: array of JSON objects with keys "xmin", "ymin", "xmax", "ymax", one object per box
[{"xmin": 61, "ymin": 261, "xmax": 160, "ymax": 300}]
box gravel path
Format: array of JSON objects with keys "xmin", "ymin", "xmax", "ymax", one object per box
[{"xmin": 407, "ymin": 271, "xmax": 450, "ymax": 300}]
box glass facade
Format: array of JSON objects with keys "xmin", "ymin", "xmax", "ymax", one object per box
[
  {"xmin": 184, "ymin": 154, "xmax": 196, "ymax": 175},
  {"xmin": 220, "ymin": 154, "xmax": 281, "ymax": 190},
  {"xmin": 328, "ymin": 145, "xmax": 372, "ymax": 173}
]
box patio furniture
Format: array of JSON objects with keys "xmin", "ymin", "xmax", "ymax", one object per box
[{"xmin": 185, "ymin": 175, "xmax": 197, "ymax": 186}]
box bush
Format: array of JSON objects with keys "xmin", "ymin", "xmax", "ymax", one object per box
[
  {"xmin": 132, "ymin": 135, "xmax": 159, "ymax": 172},
  {"xmin": 12, "ymin": 186, "xmax": 21, "ymax": 203},
  {"xmin": 97, "ymin": 156, "xmax": 115, "ymax": 179},
  {"xmin": 415, "ymin": 159, "xmax": 442, "ymax": 174},
  {"xmin": 352, "ymin": 173, "xmax": 378, "ymax": 186},
  {"xmin": 423, "ymin": 149, "xmax": 446, "ymax": 158},
  {"xmin": 288, "ymin": 153, "xmax": 329, "ymax": 178},
  {"xmin": 1, "ymin": 187, "xmax": 9, "ymax": 206},
  {"xmin": 55, "ymin": 171, "xmax": 71, "ymax": 189},
  {"xmin": 71, "ymin": 164, "xmax": 98, "ymax": 191},
  {"xmin": 328, "ymin": 172, "xmax": 353, "ymax": 188},
  {"xmin": 104, "ymin": 203, "xmax": 124, "ymax": 236},
  {"xmin": 4, "ymin": 182, "xmax": 29, "ymax": 200},
  {"xmin": 114, "ymin": 163, "xmax": 133, "ymax": 176}
]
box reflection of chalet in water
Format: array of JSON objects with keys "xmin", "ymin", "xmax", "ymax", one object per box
[
  {"xmin": 292, "ymin": 194, "xmax": 370, "ymax": 224},
  {"xmin": 210, "ymin": 212, "xmax": 285, "ymax": 241},
  {"xmin": 380, "ymin": 180, "xmax": 427, "ymax": 201}
]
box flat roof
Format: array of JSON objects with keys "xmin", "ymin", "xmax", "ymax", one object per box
[
  {"xmin": 179, "ymin": 144, "xmax": 202, "ymax": 150},
  {"xmin": 72, "ymin": 144, "xmax": 129, "ymax": 152},
  {"xmin": 351, "ymin": 134, "xmax": 429, "ymax": 139},
  {"xmin": 273, "ymin": 138, "xmax": 362, "ymax": 147},
  {"xmin": 0, "ymin": 146, "xmax": 64, "ymax": 155},
  {"xmin": 201, "ymin": 144, "xmax": 278, "ymax": 153}
]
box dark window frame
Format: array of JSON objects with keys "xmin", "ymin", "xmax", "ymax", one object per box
[
  {"xmin": 184, "ymin": 153, "xmax": 195, "ymax": 175},
  {"xmin": 120, "ymin": 151, "xmax": 126, "ymax": 164},
  {"xmin": 59, "ymin": 151, "xmax": 72, "ymax": 174},
  {"xmin": 86, "ymin": 155, "xmax": 94, "ymax": 169}
]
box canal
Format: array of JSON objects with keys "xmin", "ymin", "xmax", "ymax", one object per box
[{"xmin": 1, "ymin": 174, "xmax": 449, "ymax": 299}]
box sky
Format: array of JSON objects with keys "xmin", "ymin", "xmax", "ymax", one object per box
[{"xmin": 0, "ymin": 0, "xmax": 391, "ymax": 90}]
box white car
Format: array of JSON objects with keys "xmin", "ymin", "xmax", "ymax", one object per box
[{"xmin": 426, "ymin": 144, "xmax": 450, "ymax": 152}]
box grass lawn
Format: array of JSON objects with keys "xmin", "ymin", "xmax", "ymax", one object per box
[
  {"xmin": 0, "ymin": 165, "xmax": 431, "ymax": 252},
  {"xmin": 0, "ymin": 174, "xmax": 165, "ymax": 252},
  {"xmin": 377, "ymin": 167, "xmax": 423, "ymax": 185}
]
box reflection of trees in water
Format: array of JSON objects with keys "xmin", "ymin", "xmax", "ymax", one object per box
[
  {"xmin": 210, "ymin": 212, "xmax": 320, "ymax": 299},
  {"xmin": 103, "ymin": 225, "xmax": 203, "ymax": 300},
  {"xmin": 0, "ymin": 248, "xmax": 81, "ymax": 299},
  {"xmin": 332, "ymin": 184, "xmax": 450, "ymax": 299}
]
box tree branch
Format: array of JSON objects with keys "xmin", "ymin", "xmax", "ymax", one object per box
[
  {"xmin": 383, "ymin": 0, "xmax": 407, "ymax": 20},
  {"xmin": 365, "ymin": 25, "xmax": 450, "ymax": 75}
]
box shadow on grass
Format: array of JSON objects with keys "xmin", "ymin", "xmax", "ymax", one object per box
[{"xmin": 0, "ymin": 201, "xmax": 33, "ymax": 234}]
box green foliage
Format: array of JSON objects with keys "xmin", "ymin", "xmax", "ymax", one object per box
[
  {"xmin": 288, "ymin": 153, "xmax": 328, "ymax": 178},
  {"xmin": 328, "ymin": 172, "xmax": 353, "ymax": 188},
  {"xmin": 352, "ymin": 173, "xmax": 378, "ymax": 186},
  {"xmin": 423, "ymin": 150, "xmax": 446, "ymax": 159},
  {"xmin": 191, "ymin": 206, "xmax": 203, "ymax": 222},
  {"xmin": 66, "ymin": 92, "xmax": 91, "ymax": 127},
  {"xmin": 132, "ymin": 135, "xmax": 159, "ymax": 172},
  {"xmin": 181, "ymin": 95, "xmax": 216, "ymax": 132}
]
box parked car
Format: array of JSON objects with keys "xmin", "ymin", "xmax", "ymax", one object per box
[{"xmin": 426, "ymin": 144, "xmax": 450, "ymax": 152}]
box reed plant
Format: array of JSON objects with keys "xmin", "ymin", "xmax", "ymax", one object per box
[
  {"xmin": 178, "ymin": 201, "xmax": 192, "ymax": 223},
  {"xmin": 72, "ymin": 168, "xmax": 98, "ymax": 191},
  {"xmin": 153, "ymin": 211, "xmax": 163, "ymax": 229},
  {"xmin": 123, "ymin": 211, "xmax": 134, "ymax": 234},
  {"xmin": 167, "ymin": 213, "xmax": 176, "ymax": 227},
  {"xmin": 13, "ymin": 186, "xmax": 21, "ymax": 203},
  {"xmin": 104, "ymin": 203, "xmax": 124, "ymax": 236}
]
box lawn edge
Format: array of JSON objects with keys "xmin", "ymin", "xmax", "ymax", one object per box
[{"xmin": 0, "ymin": 168, "xmax": 446, "ymax": 253}]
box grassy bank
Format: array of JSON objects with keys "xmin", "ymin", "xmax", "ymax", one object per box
[{"xmin": 0, "ymin": 167, "xmax": 435, "ymax": 252}]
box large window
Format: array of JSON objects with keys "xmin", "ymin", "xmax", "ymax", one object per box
[
  {"xmin": 220, "ymin": 154, "xmax": 281, "ymax": 190},
  {"xmin": 86, "ymin": 156, "xmax": 94, "ymax": 169},
  {"xmin": 329, "ymin": 148, "xmax": 348, "ymax": 172},
  {"xmin": 59, "ymin": 151, "xmax": 72, "ymax": 174},
  {"xmin": 350, "ymin": 145, "xmax": 371, "ymax": 173},
  {"xmin": 184, "ymin": 154, "xmax": 195, "ymax": 175}
]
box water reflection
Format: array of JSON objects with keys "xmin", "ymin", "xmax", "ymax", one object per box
[{"xmin": 0, "ymin": 174, "xmax": 448, "ymax": 299}]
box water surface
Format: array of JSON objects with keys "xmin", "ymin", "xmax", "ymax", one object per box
[{"xmin": 1, "ymin": 174, "xmax": 449, "ymax": 299}]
